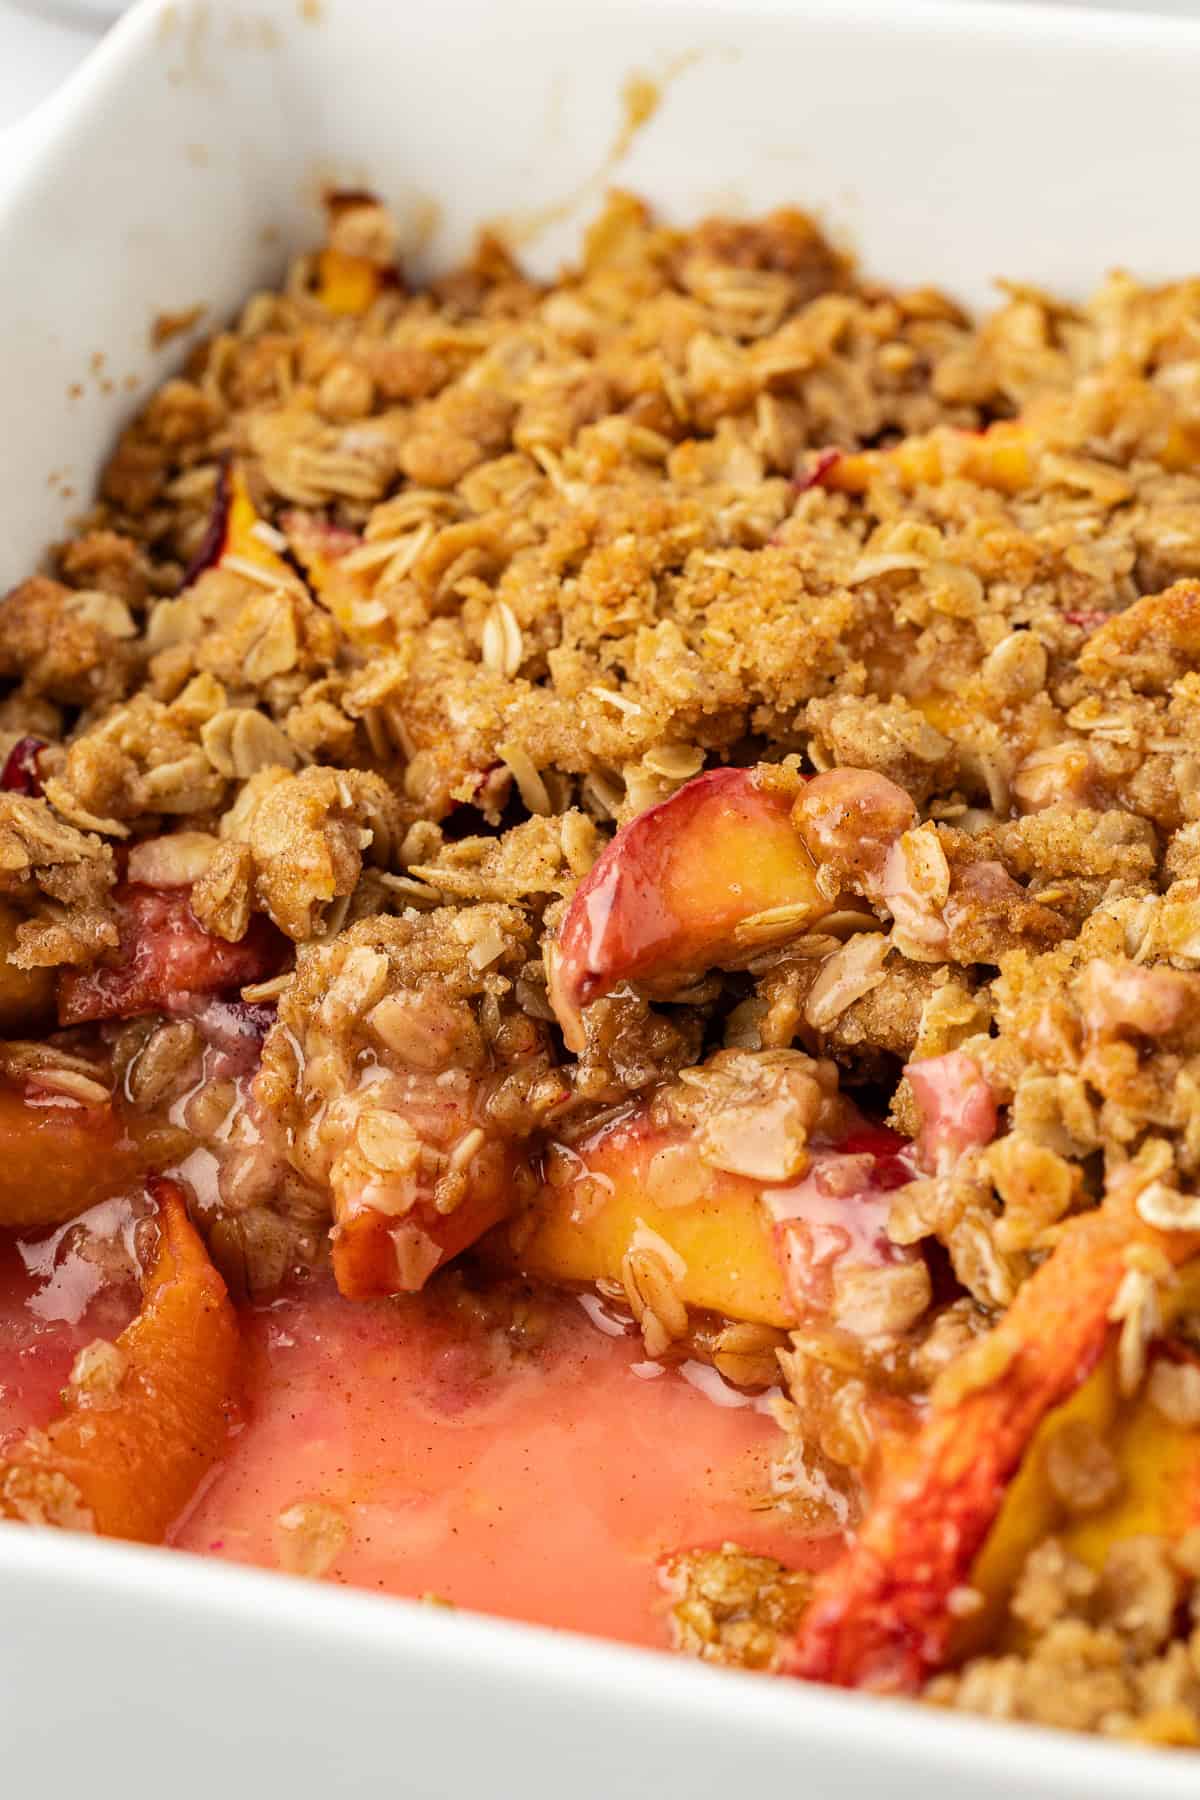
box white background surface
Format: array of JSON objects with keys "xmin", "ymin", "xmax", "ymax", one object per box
[
  {"xmin": 4, "ymin": 0, "xmax": 1200, "ymax": 135},
  {"xmin": 0, "ymin": 2, "xmax": 111, "ymax": 130}
]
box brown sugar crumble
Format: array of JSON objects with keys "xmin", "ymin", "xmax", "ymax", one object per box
[{"xmin": 5, "ymin": 187, "xmax": 1200, "ymax": 1739}]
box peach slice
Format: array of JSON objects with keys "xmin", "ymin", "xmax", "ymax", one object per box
[
  {"xmin": 513, "ymin": 1090, "xmax": 914, "ymax": 1333},
  {"xmin": 803, "ymin": 396, "xmax": 1200, "ymax": 503},
  {"xmin": 548, "ymin": 767, "xmax": 826, "ymax": 1044},
  {"xmin": 0, "ymin": 1176, "xmax": 240, "ymax": 1541},
  {"xmin": 327, "ymin": 1055, "xmax": 556, "ymax": 1302},
  {"xmin": 951, "ymin": 1261, "xmax": 1200, "ymax": 1661},
  {"xmin": 786, "ymin": 1192, "xmax": 1200, "ymax": 1692},
  {"xmin": 281, "ymin": 511, "xmax": 382, "ymax": 643},
  {"xmin": 58, "ymin": 884, "xmax": 284, "ymax": 1026},
  {"xmin": 333, "ymin": 1170, "xmax": 520, "ymax": 1301},
  {"xmin": 253, "ymin": 925, "xmax": 567, "ymax": 1303},
  {"xmin": 0, "ymin": 1076, "xmax": 151, "ymax": 1232},
  {"xmin": 221, "ymin": 465, "xmax": 294, "ymax": 581},
  {"xmin": 803, "ymin": 422, "xmax": 1036, "ymax": 498},
  {"xmin": 1058, "ymin": 1347, "xmax": 1200, "ymax": 1567},
  {"xmin": 905, "ymin": 1051, "xmax": 998, "ymax": 1171},
  {"xmin": 184, "ymin": 462, "xmax": 294, "ymax": 590}
]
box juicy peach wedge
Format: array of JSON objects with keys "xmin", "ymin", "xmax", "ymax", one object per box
[
  {"xmin": 0, "ymin": 1077, "xmax": 150, "ymax": 1232},
  {"xmin": 787, "ymin": 1194, "xmax": 1200, "ymax": 1692},
  {"xmin": 549, "ymin": 767, "xmax": 826, "ymax": 1046},
  {"xmin": 0, "ymin": 1176, "xmax": 239, "ymax": 1541},
  {"xmin": 954, "ymin": 1261, "xmax": 1200, "ymax": 1661},
  {"xmin": 185, "ymin": 461, "xmax": 294, "ymax": 589},
  {"xmin": 282, "ymin": 511, "xmax": 384, "ymax": 645},
  {"xmin": 521, "ymin": 1111, "xmax": 795, "ymax": 1327},
  {"xmin": 515, "ymin": 1100, "xmax": 913, "ymax": 1333},
  {"xmin": 197, "ymin": 473, "xmax": 382, "ymax": 648},
  {"xmin": 333, "ymin": 1164, "xmax": 521, "ymax": 1301},
  {"xmin": 325, "ymin": 1053, "xmax": 549, "ymax": 1301},
  {"xmin": 1059, "ymin": 1351, "xmax": 1200, "ymax": 1567},
  {"xmin": 58, "ymin": 884, "xmax": 283, "ymax": 1026},
  {"xmin": 222, "ymin": 465, "xmax": 294, "ymax": 580},
  {"xmin": 809, "ymin": 412, "xmax": 1200, "ymax": 497}
]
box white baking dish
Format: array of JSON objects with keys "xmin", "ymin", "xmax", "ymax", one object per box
[{"xmin": 3, "ymin": 1, "xmax": 1200, "ymax": 1792}]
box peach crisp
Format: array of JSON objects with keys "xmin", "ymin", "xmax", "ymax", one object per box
[{"xmin": 3, "ymin": 187, "xmax": 1200, "ymax": 1742}]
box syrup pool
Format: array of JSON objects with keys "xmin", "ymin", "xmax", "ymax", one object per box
[
  {"xmin": 0, "ymin": 1205, "xmax": 141, "ymax": 1447},
  {"xmin": 0, "ymin": 1231, "xmax": 838, "ymax": 1650}
]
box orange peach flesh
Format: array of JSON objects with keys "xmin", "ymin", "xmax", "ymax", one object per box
[
  {"xmin": 1059, "ymin": 1353, "xmax": 1200, "ymax": 1565},
  {"xmin": 0, "ymin": 1178, "xmax": 239, "ymax": 1541},
  {"xmin": 953, "ymin": 1261, "xmax": 1200, "ymax": 1661},
  {"xmin": 787, "ymin": 1197, "xmax": 1200, "ymax": 1692},
  {"xmin": 511, "ymin": 1110, "xmax": 911, "ymax": 1332},
  {"xmin": 323, "ymin": 1057, "xmax": 552, "ymax": 1302},
  {"xmin": 283, "ymin": 513, "xmax": 378, "ymax": 642},
  {"xmin": 0, "ymin": 1080, "xmax": 150, "ymax": 1233},
  {"xmin": 810, "ymin": 411, "xmax": 1200, "ymax": 501},
  {"xmin": 222, "ymin": 466, "xmax": 295, "ymax": 581},
  {"xmin": 332, "ymin": 1177, "xmax": 518, "ymax": 1301},
  {"xmin": 519, "ymin": 1117, "xmax": 798, "ymax": 1327},
  {"xmin": 550, "ymin": 767, "xmax": 826, "ymax": 1043},
  {"xmin": 313, "ymin": 247, "xmax": 387, "ymax": 316},
  {"xmin": 815, "ymin": 422, "xmax": 1036, "ymax": 498}
]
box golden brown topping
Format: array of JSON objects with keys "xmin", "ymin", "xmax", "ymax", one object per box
[
  {"xmin": 0, "ymin": 576, "xmax": 138, "ymax": 708},
  {"xmin": 1079, "ymin": 580, "xmax": 1200, "ymax": 693},
  {"xmin": 20, "ymin": 187, "xmax": 1200, "ymax": 1736},
  {"xmin": 221, "ymin": 765, "xmax": 403, "ymax": 941},
  {"xmin": 929, "ymin": 1535, "xmax": 1200, "ymax": 1741},
  {"xmin": 664, "ymin": 1543, "xmax": 812, "ymax": 1671}
]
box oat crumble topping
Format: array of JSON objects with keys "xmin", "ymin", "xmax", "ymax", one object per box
[{"xmin": 6, "ymin": 188, "xmax": 1200, "ymax": 1739}]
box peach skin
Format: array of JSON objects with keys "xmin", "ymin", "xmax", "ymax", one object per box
[
  {"xmin": 786, "ymin": 1192, "xmax": 1200, "ymax": 1692},
  {"xmin": 59, "ymin": 883, "xmax": 283, "ymax": 1026},
  {"xmin": 548, "ymin": 766, "xmax": 827, "ymax": 1047}
]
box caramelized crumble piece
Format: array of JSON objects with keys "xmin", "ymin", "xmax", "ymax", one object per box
[{"xmin": 663, "ymin": 1543, "xmax": 812, "ymax": 1670}]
